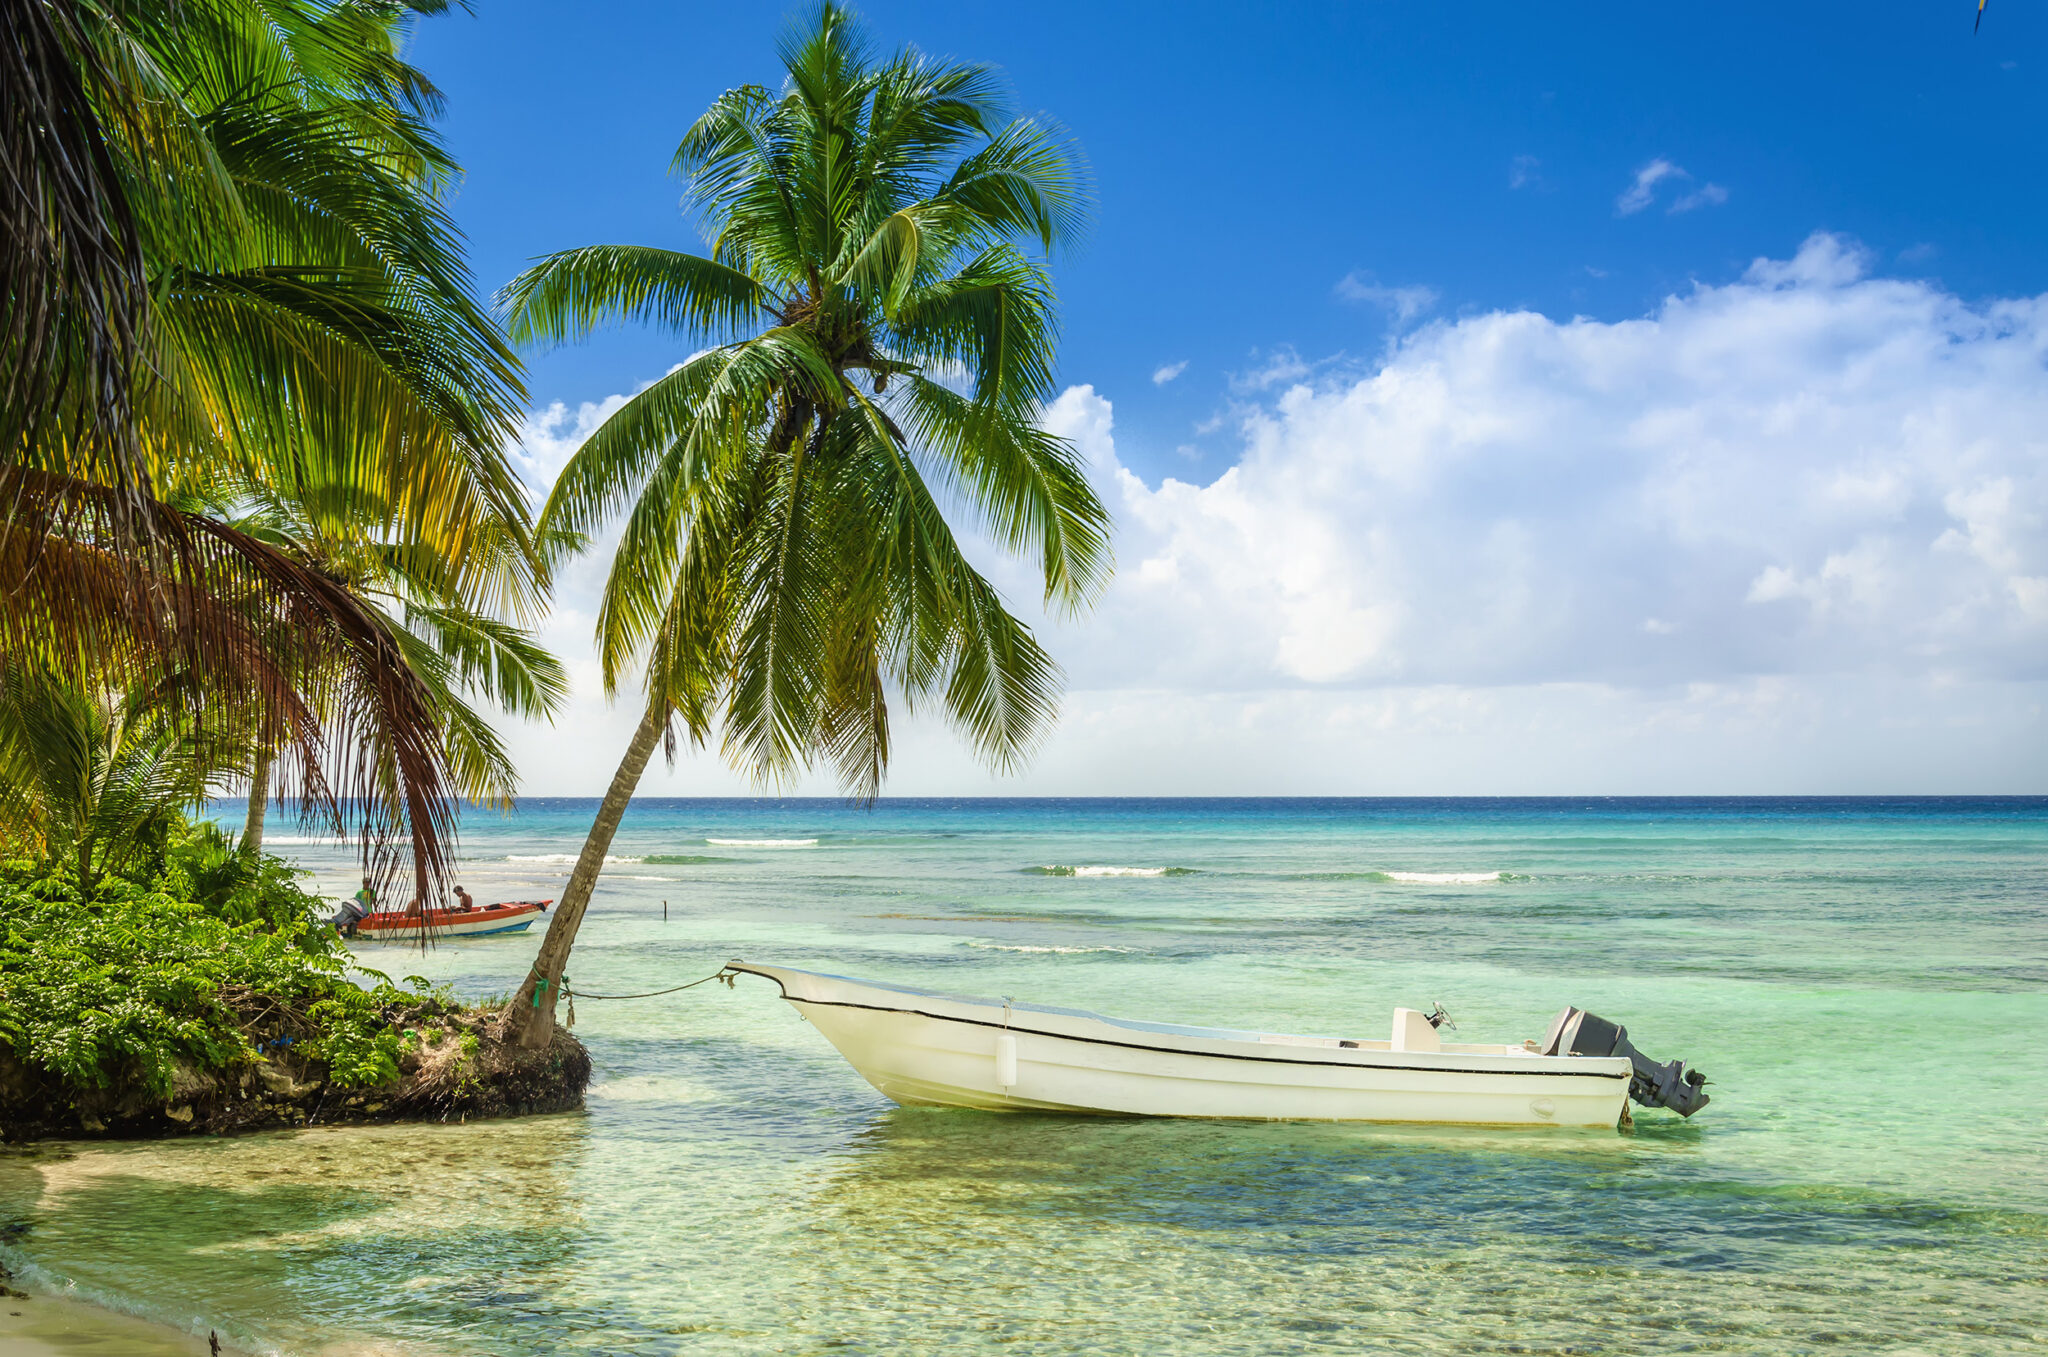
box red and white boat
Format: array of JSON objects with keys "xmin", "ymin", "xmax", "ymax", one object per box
[{"xmin": 350, "ymin": 900, "xmax": 551, "ymax": 942}]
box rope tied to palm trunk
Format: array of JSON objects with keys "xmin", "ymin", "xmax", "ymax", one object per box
[
  {"xmin": 563, "ymin": 968, "xmax": 736, "ymax": 1002},
  {"xmin": 519, "ymin": 967, "xmax": 734, "ymax": 1030}
]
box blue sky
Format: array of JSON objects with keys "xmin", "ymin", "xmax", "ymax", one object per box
[
  {"xmin": 407, "ymin": 3, "xmax": 2048, "ymax": 794},
  {"xmin": 416, "ymin": 1, "xmax": 2044, "ymax": 483}
]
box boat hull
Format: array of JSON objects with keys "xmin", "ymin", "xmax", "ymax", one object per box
[
  {"xmin": 732, "ymin": 962, "xmax": 1633, "ymax": 1128},
  {"xmin": 352, "ymin": 901, "xmax": 548, "ymax": 942}
]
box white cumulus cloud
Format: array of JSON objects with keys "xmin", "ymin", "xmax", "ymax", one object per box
[
  {"xmin": 507, "ymin": 393, "xmax": 630, "ymax": 492},
  {"xmin": 1048, "ymin": 234, "xmax": 2047, "ymax": 697},
  {"xmin": 496, "ymin": 234, "xmax": 2047, "ymax": 794}
]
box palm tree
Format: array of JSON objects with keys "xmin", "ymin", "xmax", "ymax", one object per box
[
  {"xmin": 2, "ymin": 0, "xmax": 544, "ymax": 899},
  {"xmin": 212, "ymin": 494, "xmax": 568, "ymax": 856},
  {"xmin": 495, "ymin": 3, "xmax": 1112, "ymax": 1046},
  {"xmin": 0, "ymin": 662, "xmax": 226, "ymax": 886}
]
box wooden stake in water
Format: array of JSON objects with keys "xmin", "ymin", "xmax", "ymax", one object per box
[{"xmin": 663, "ymin": 900, "xmax": 668, "ymax": 920}]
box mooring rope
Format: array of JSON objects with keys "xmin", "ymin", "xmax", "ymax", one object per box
[{"xmin": 561, "ymin": 968, "xmax": 735, "ymax": 1002}]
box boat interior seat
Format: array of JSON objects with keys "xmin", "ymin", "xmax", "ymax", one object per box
[{"xmin": 1390, "ymin": 1007, "xmax": 1441, "ymax": 1053}]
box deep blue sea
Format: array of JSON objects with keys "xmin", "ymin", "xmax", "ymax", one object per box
[{"xmin": 4, "ymin": 797, "xmax": 2044, "ymax": 1354}]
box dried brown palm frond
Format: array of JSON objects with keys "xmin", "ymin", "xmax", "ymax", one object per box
[{"xmin": 0, "ymin": 468, "xmax": 454, "ymax": 904}]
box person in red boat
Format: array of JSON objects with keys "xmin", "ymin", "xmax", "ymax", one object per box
[
  {"xmin": 330, "ymin": 878, "xmax": 374, "ymax": 937},
  {"xmin": 452, "ymin": 884, "xmax": 476, "ymax": 912}
]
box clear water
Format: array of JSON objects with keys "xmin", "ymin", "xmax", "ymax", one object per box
[{"xmin": 3, "ymin": 797, "xmax": 2045, "ymax": 1355}]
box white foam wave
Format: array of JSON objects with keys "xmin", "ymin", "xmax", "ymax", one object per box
[
  {"xmin": 964, "ymin": 942, "xmax": 1133, "ymax": 954},
  {"xmin": 1036, "ymin": 864, "xmax": 1182, "ymax": 877},
  {"xmin": 504, "ymin": 853, "xmax": 642, "ymax": 865},
  {"xmin": 706, "ymin": 838, "xmax": 818, "ymax": 847},
  {"xmin": 1381, "ymin": 870, "xmax": 1501, "ymax": 884}
]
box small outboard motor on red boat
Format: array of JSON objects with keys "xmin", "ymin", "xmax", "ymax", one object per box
[{"xmin": 1541, "ymin": 1007, "xmax": 1710, "ymax": 1117}]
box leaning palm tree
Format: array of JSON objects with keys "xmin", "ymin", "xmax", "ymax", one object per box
[{"xmin": 496, "ymin": 3, "xmax": 1112, "ymax": 1045}]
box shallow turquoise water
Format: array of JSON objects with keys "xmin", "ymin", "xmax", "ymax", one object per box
[{"xmin": 4, "ymin": 797, "xmax": 2045, "ymax": 1354}]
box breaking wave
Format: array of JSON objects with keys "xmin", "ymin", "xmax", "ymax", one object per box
[
  {"xmin": 1024, "ymin": 871, "xmax": 1196, "ymax": 880},
  {"xmin": 706, "ymin": 838, "xmax": 818, "ymax": 848},
  {"xmin": 1024, "ymin": 865, "xmax": 1199, "ymax": 878},
  {"xmin": 963, "ymin": 942, "xmax": 1134, "ymax": 954},
  {"xmin": 1374, "ymin": 870, "xmax": 1502, "ymax": 884},
  {"xmin": 505, "ymin": 853, "xmax": 642, "ymax": 865},
  {"xmin": 643, "ymin": 854, "xmax": 730, "ymax": 865}
]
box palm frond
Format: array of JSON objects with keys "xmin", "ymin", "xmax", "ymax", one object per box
[
  {"xmin": 5, "ymin": 0, "xmax": 554, "ymax": 898},
  {"xmin": 500, "ymin": 245, "xmax": 772, "ymax": 348},
  {"xmin": 896, "ymin": 376, "xmax": 1111, "ymax": 613},
  {"xmin": 1, "ymin": 0, "xmax": 150, "ymax": 497},
  {"xmin": 0, "ymin": 469, "xmax": 453, "ymax": 900},
  {"xmin": 516, "ymin": 1, "xmax": 1105, "ymax": 804}
]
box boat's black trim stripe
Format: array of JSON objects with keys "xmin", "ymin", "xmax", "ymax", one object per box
[{"xmin": 781, "ymin": 995, "xmax": 1628, "ymax": 1081}]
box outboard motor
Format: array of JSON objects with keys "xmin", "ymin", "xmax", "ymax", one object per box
[{"xmin": 1541, "ymin": 1007, "xmax": 1709, "ymax": 1117}]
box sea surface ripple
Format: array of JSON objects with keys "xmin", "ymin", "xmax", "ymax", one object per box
[{"xmin": 3, "ymin": 797, "xmax": 2044, "ymax": 1355}]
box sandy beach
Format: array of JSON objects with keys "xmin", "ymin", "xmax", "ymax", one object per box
[{"xmin": 0, "ymin": 1286, "xmax": 227, "ymax": 1355}]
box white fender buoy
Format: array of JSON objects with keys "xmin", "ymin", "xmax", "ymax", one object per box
[{"xmin": 994, "ymin": 1033, "xmax": 1018, "ymax": 1088}]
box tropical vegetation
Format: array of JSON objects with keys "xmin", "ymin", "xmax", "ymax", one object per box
[
  {"xmin": 0, "ymin": 834, "xmax": 419, "ymax": 1112},
  {"xmin": 208, "ymin": 491, "xmax": 569, "ymax": 854},
  {"xmin": 2, "ymin": 0, "xmax": 1110, "ymax": 1095},
  {"xmin": 0, "ymin": 0, "xmax": 588, "ymax": 1133},
  {"xmin": 495, "ymin": 3, "xmax": 1111, "ymax": 1045},
  {"xmin": 2, "ymin": 0, "xmax": 556, "ymax": 898},
  {"xmin": 0, "ymin": 811, "xmax": 592, "ymax": 1139}
]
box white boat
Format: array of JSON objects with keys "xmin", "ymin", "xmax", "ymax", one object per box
[{"xmin": 725, "ymin": 961, "xmax": 1709, "ymax": 1128}]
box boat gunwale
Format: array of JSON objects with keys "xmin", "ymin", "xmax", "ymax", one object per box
[
  {"xmin": 352, "ymin": 920, "xmax": 536, "ymax": 940},
  {"xmin": 729, "ymin": 961, "xmax": 1631, "ymax": 1082},
  {"xmin": 356, "ymin": 901, "xmax": 549, "ymax": 930}
]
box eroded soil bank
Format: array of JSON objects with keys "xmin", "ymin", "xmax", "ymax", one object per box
[{"xmin": 0, "ymin": 1006, "xmax": 589, "ymax": 1142}]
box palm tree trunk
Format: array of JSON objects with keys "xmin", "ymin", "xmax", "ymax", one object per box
[
  {"xmin": 243, "ymin": 747, "xmax": 272, "ymax": 855},
  {"xmin": 502, "ymin": 701, "xmax": 666, "ymax": 1049}
]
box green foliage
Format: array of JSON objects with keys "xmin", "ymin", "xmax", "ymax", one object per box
[
  {"xmin": 0, "ymin": 862, "xmax": 433, "ymax": 1103},
  {"xmin": 303, "ymin": 990, "xmax": 412, "ymax": 1089},
  {"xmin": 159, "ymin": 820, "xmax": 326, "ymax": 934},
  {"xmin": 7, "ymin": 0, "xmax": 560, "ymax": 899},
  {"xmin": 0, "ymin": 664, "xmax": 218, "ymax": 886},
  {"xmin": 500, "ymin": 2, "xmax": 1112, "ymax": 799},
  {"xmin": 218, "ymin": 499, "xmax": 569, "ymax": 810}
]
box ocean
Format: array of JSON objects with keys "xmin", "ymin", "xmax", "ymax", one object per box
[{"xmin": 2, "ymin": 796, "xmax": 2044, "ymax": 1354}]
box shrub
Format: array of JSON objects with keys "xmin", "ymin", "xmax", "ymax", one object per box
[
  {"xmin": 0, "ymin": 864, "xmax": 428, "ymax": 1101},
  {"xmin": 160, "ymin": 820, "xmax": 330, "ymax": 935}
]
